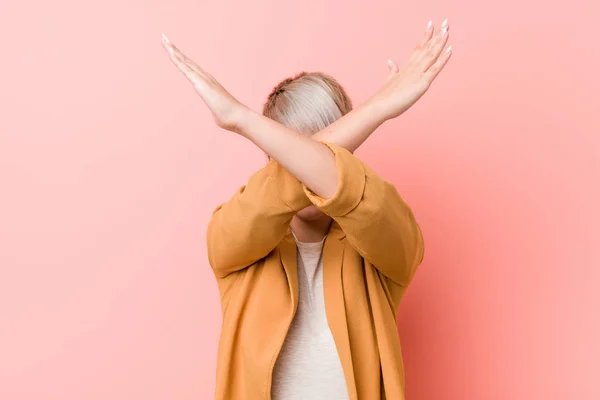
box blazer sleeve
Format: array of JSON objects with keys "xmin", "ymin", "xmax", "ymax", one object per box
[
  {"xmin": 207, "ymin": 159, "xmax": 312, "ymax": 278},
  {"xmin": 302, "ymin": 142, "xmax": 425, "ymax": 286}
]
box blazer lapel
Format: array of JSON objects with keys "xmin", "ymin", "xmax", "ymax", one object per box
[
  {"xmin": 323, "ymin": 222, "xmax": 358, "ymax": 400},
  {"xmin": 280, "ymin": 229, "xmax": 299, "ymax": 313}
]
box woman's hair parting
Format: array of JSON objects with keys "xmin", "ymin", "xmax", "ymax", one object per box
[{"xmin": 262, "ymin": 72, "xmax": 353, "ymax": 135}]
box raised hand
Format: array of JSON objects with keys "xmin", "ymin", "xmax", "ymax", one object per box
[
  {"xmin": 370, "ymin": 19, "xmax": 452, "ymax": 120},
  {"xmin": 161, "ymin": 34, "xmax": 247, "ymax": 132}
]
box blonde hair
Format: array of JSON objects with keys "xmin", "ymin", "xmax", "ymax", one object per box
[{"xmin": 262, "ymin": 72, "xmax": 352, "ymax": 135}]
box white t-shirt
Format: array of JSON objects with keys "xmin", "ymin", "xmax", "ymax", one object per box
[{"xmin": 271, "ymin": 232, "xmax": 349, "ymax": 400}]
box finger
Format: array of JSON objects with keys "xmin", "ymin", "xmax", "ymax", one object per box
[
  {"xmin": 161, "ymin": 33, "xmax": 179, "ymax": 62},
  {"xmin": 409, "ymin": 20, "xmax": 435, "ymax": 63},
  {"xmin": 161, "ymin": 33, "xmax": 172, "ymax": 47},
  {"xmin": 385, "ymin": 59, "xmax": 399, "ymax": 83},
  {"xmin": 419, "ymin": 19, "xmax": 450, "ymax": 71},
  {"xmin": 161, "ymin": 38, "xmax": 198, "ymax": 83},
  {"xmin": 419, "ymin": 20, "xmax": 434, "ymax": 48},
  {"xmin": 170, "ymin": 44, "xmax": 197, "ymax": 70},
  {"xmin": 424, "ymin": 45, "xmax": 452, "ymax": 82},
  {"xmin": 161, "ymin": 34, "xmax": 207, "ymax": 78}
]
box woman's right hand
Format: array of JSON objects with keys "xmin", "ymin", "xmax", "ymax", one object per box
[
  {"xmin": 369, "ymin": 19, "xmax": 453, "ymax": 121},
  {"xmin": 161, "ymin": 34, "xmax": 248, "ymax": 132}
]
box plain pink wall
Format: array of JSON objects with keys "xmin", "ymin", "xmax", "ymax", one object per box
[{"xmin": 1, "ymin": 0, "xmax": 598, "ymax": 399}]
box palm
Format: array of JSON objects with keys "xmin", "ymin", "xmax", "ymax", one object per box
[{"xmin": 376, "ymin": 19, "xmax": 452, "ymax": 119}]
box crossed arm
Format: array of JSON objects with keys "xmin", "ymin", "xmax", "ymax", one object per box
[
  {"xmin": 161, "ymin": 19, "xmax": 451, "ymax": 285},
  {"xmin": 206, "ymin": 104, "xmax": 424, "ymax": 286}
]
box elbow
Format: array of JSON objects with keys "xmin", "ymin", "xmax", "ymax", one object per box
[
  {"xmin": 400, "ymin": 209, "xmax": 425, "ymax": 285},
  {"xmin": 207, "ymin": 238, "xmax": 246, "ymax": 279},
  {"xmin": 206, "ymin": 226, "xmax": 228, "ymax": 278},
  {"xmin": 206, "ymin": 213, "xmax": 279, "ymax": 279},
  {"xmin": 206, "ymin": 218, "xmax": 240, "ymax": 279},
  {"xmin": 384, "ymin": 183, "xmax": 425, "ymax": 285}
]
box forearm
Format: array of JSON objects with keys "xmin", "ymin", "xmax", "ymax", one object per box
[
  {"xmin": 311, "ymin": 99, "xmax": 388, "ymax": 153},
  {"xmin": 232, "ymin": 98, "xmax": 388, "ymax": 197},
  {"xmin": 235, "ymin": 110, "xmax": 340, "ymax": 199}
]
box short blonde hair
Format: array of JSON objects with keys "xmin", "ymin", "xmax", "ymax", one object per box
[{"xmin": 262, "ymin": 72, "xmax": 352, "ymax": 135}]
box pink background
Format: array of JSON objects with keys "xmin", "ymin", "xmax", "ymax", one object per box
[{"xmin": 1, "ymin": 0, "xmax": 599, "ymax": 399}]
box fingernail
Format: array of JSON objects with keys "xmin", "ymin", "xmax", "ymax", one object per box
[
  {"xmin": 446, "ymin": 45, "xmax": 452, "ymax": 53},
  {"xmin": 161, "ymin": 33, "xmax": 171, "ymax": 45},
  {"xmin": 388, "ymin": 59, "xmax": 393, "ymax": 67},
  {"xmin": 442, "ymin": 25, "xmax": 448, "ymax": 35},
  {"xmin": 426, "ymin": 20, "xmax": 432, "ymax": 30},
  {"xmin": 442, "ymin": 18, "xmax": 448, "ymax": 28}
]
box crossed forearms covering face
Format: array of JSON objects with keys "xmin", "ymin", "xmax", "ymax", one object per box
[{"xmin": 160, "ymin": 18, "xmax": 452, "ymax": 196}]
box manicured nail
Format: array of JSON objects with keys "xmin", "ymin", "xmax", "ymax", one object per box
[
  {"xmin": 161, "ymin": 33, "xmax": 171, "ymax": 45},
  {"xmin": 388, "ymin": 59, "xmax": 393, "ymax": 68},
  {"xmin": 427, "ymin": 20, "xmax": 432, "ymax": 30},
  {"xmin": 442, "ymin": 25, "xmax": 448, "ymax": 35},
  {"xmin": 442, "ymin": 18, "xmax": 448, "ymax": 28},
  {"xmin": 446, "ymin": 45, "xmax": 452, "ymax": 53}
]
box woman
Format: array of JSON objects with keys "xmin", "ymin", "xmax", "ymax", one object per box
[{"xmin": 161, "ymin": 18, "xmax": 451, "ymax": 400}]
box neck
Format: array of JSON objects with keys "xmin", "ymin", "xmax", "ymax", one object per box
[{"xmin": 289, "ymin": 214, "xmax": 333, "ymax": 243}]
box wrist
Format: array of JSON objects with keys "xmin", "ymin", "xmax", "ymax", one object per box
[
  {"xmin": 361, "ymin": 96, "xmax": 391, "ymax": 124},
  {"xmin": 230, "ymin": 105, "xmax": 257, "ymax": 137}
]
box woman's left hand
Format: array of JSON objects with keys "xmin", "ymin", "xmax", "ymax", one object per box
[
  {"xmin": 369, "ymin": 19, "xmax": 453, "ymax": 121},
  {"xmin": 161, "ymin": 34, "xmax": 247, "ymax": 132}
]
